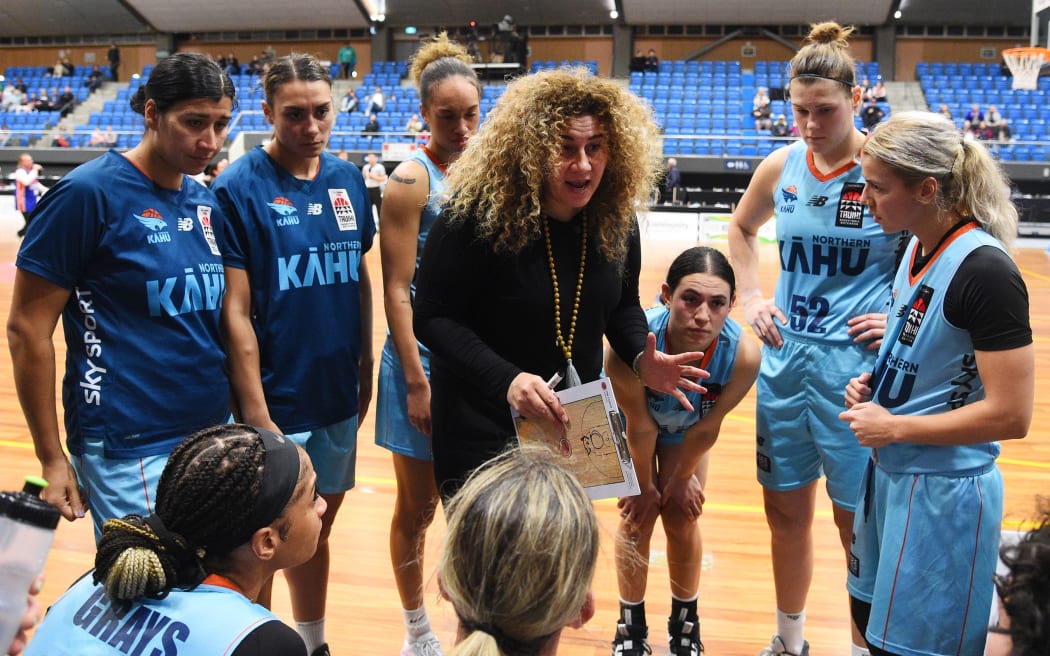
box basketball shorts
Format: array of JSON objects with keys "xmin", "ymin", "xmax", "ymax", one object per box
[
  {"xmin": 375, "ymin": 337, "xmax": 433, "ymax": 461},
  {"xmin": 755, "ymin": 337, "xmax": 873, "ymax": 510},
  {"xmin": 848, "ymin": 461, "xmax": 1002, "ymax": 656},
  {"xmin": 285, "ymin": 416, "xmax": 359, "ymax": 494},
  {"xmin": 73, "ymin": 439, "xmax": 170, "ymax": 542}
]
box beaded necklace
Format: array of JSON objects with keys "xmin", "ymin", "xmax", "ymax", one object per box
[{"xmin": 542, "ymin": 212, "xmax": 587, "ymax": 387}]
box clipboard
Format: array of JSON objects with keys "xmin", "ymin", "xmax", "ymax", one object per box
[{"xmin": 512, "ymin": 377, "xmax": 640, "ymax": 500}]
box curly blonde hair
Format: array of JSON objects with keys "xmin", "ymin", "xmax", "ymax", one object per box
[{"xmin": 444, "ymin": 67, "xmax": 661, "ymax": 263}]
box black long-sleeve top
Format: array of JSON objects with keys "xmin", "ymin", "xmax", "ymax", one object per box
[{"xmin": 414, "ymin": 210, "xmax": 648, "ymax": 495}]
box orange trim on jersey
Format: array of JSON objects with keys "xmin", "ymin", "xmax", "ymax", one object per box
[
  {"xmin": 906, "ymin": 221, "xmax": 980, "ymax": 286},
  {"xmin": 806, "ymin": 148, "xmax": 858, "ymax": 182},
  {"xmin": 698, "ymin": 335, "xmax": 717, "ymax": 371},
  {"xmin": 664, "ymin": 330, "xmax": 718, "ymax": 370},
  {"xmin": 138, "ymin": 458, "xmax": 153, "ymax": 514},
  {"xmin": 121, "ymin": 153, "xmax": 157, "ymax": 183},
  {"xmin": 203, "ymin": 574, "xmax": 246, "ymax": 596},
  {"xmin": 421, "ymin": 145, "xmax": 447, "ymax": 174}
]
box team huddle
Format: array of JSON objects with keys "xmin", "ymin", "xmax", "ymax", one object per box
[{"xmin": 6, "ymin": 21, "xmax": 1036, "ymax": 656}]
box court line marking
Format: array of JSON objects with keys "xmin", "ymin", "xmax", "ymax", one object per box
[
  {"xmin": 1018, "ymin": 266, "xmax": 1049, "ymax": 283},
  {"xmin": 3, "ymin": 441, "xmax": 1041, "ymax": 530}
]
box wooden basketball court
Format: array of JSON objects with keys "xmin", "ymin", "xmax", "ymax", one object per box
[{"xmin": 0, "ymin": 205, "xmax": 1046, "ymax": 655}]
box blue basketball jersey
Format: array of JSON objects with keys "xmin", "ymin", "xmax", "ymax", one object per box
[
  {"xmin": 773, "ymin": 140, "xmax": 903, "ymax": 345},
  {"xmin": 214, "ymin": 147, "xmax": 375, "ymax": 432},
  {"xmin": 870, "ymin": 224, "xmax": 1005, "ymax": 473},
  {"xmin": 25, "ymin": 573, "xmax": 282, "ymax": 656},
  {"xmin": 16, "ymin": 151, "xmax": 230, "ymax": 458},
  {"xmin": 644, "ymin": 305, "xmax": 742, "ymax": 441}
]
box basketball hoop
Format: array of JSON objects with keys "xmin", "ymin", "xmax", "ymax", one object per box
[{"xmin": 1002, "ymin": 47, "xmax": 1050, "ymax": 90}]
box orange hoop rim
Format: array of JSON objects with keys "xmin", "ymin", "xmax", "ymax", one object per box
[{"xmin": 1002, "ymin": 46, "xmax": 1050, "ymax": 58}]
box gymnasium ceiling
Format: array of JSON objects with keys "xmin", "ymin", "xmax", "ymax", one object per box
[{"xmin": 0, "ymin": 0, "xmax": 1035, "ymax": 38}]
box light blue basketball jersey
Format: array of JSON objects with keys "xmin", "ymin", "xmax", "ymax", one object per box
[
  {"xmin": 773, "ymin": 140, "xmax": 903, "ymax": 345},
  {"xmin": 644, "ymin": 305, "xmax": 742, "ymax": 441},
  {"xmin": 215, "ymin": 147, "xmax": 375, "ymax": 433},
  {"xmin": 406, "ymin": 147, "xmax": 446, "ymax": 299},
  {"xmin": 25, "ymin": 573, "xmax": 282, "ymax": 656},
  {"xmin": 870, "ymin": 224, "xmax": 1004, "ymax": 473},
  {"xmin": 375, "ymin": 147, "xmax": 445, "ymax": 455}
]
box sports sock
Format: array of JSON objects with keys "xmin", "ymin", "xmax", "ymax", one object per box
[
  {"xmin": 403, "ymin": 606, "xmax": 432, "ymax": 641},
  {"xmin": 619, "ymin": 598, "xmax": 647, "ymax": 627},
  {"xmin": 850, "ymin": 644, "xmax": 870, "ymax": 656},
  {"xmin": 296, "ymin": 618, "xmax": 326, "ymax": 654},
  {"xmin": 776, "ymin": 608, "xmax": 806, "ymax": 655},
  {"xmin": 670, "ymin": 592, "xmax": 699, "ymax": 622}
]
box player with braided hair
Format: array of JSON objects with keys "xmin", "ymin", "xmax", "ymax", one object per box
[{"xmin": 23, "ymin": 424, "xmax": 327, "ymax": 656}]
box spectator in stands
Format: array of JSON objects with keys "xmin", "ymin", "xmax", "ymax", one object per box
[
  {"xmin": 754, "ymin": 86, "xmax": 771, "ymax": 109},
  {"xmin": 405, "ymin": 112, "xmax": 424, "ymax": 134},
  {"xmin": 85, "ymin": 65, "xmax": 105, "ymax": 93},
  {"xmin": 753, "ymin": 93, "xmax": 773, "ymax": 132},
  {"xmin": 645, "ymin": 48, "xmax": 660, "ymax": 73},
  {"xmin": 963, "ymin": 103, "xmax": 983, "ymax": 132},
  {"xmin": 223, "ymin": 52, "xmax": 240, "ymax": 77},
  {"xmin": 338, "ymin": 42, "xmax": 357, "ymax": 79},
  {"xmin": 772, "ymin": 114, "xmax": 790, "ymax": 137},
  {"xmin": 860, "ymin": 77, "xmax": 873, "ymax": 102},
  {"xmin": 13, "ymin": 153, "xmax": 46, "ymax": 237},
  {"xmin": 1, "ymin": 83, "xmax": 23, "ymax": 111},
  {"xmin": 870, "ymin": 79, "xmax": 887, "ymax": 102},
  {"xmin": 89, "ymin": 126, "xmax": 109, "ymax": 147},
  {"xmin": 998, "ymin": 118, "xmax": 1013, "ymax": 142},
  {"xmin": 13, "ymin": 77, "xmax": 27, "ymax": 94},
  {"xmin": 55, "ymin": 85, "xmax": 76, "ymax": 117},
  {"xmin": 630, "ymin": 49, "xmax": 647, "ymax": 73},
  {"xmin": 107, "ymin": 43, "xmax": 121, "ymax": 81},
  {"xmin": 362, "ymin": 152, "xmax": 387, "ymax": 219},
  {"xmin": 31, "ymin": 90, "xmax": 52, "ymax": 112},
  {"xmin": 0, "ymin": 123, "xmax": 10, "ymax": 147},
  {"xmin": 340, "ymin": 88, "xmax": 359, "ymax": 113},
  {"xmin": 102, "ymin": 125, "xmax": 117, "ymax": 147},
  {"xmin": 363, "ymin": 113, "xmax": 382, "ymax": 134},
  {"xmin": 49, "ymin": 58, "xmax": 69, "ymax": 78},
  {"xmin": 364, "ymin": 86, "xmax": 385, "ymax": 114},
  {"xmin": 860, "ymin": 97, "xmax": 885, "ymax": 131},
  {"xmin": 662, "ymin": 157, "xmax": 683, "ymax": 204},
  {"xmin": 937, "ymin": 103, "xmax": 954, "ymax": 122},
  {"xmin": 986, "ymin": 104, "xmax": 1003, "ymax": 136},
  {"xmin": 973, "ymin": 119, "xmax": 995, "ymax": 140},
  {"xmin": 247, "ymin": 54, "xmax": 264, "ymax": 76},
  {"xmin": 50, "ymin": 129, "xmax": 71, "ymax": 148}
]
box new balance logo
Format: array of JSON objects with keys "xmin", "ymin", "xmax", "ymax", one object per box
[{"xmin": 806, "ymin": 195, "xmax": 829, "ymax": 207}]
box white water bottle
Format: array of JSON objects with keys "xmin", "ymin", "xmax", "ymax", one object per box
[{"xmin": 0, "ymin": 477, "xmax": 61, "ymax": 651}]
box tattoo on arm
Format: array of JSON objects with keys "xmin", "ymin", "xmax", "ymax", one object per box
[{"xmin": 390, "ymin": 172, "xmax": 415, "ymax": 184}]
